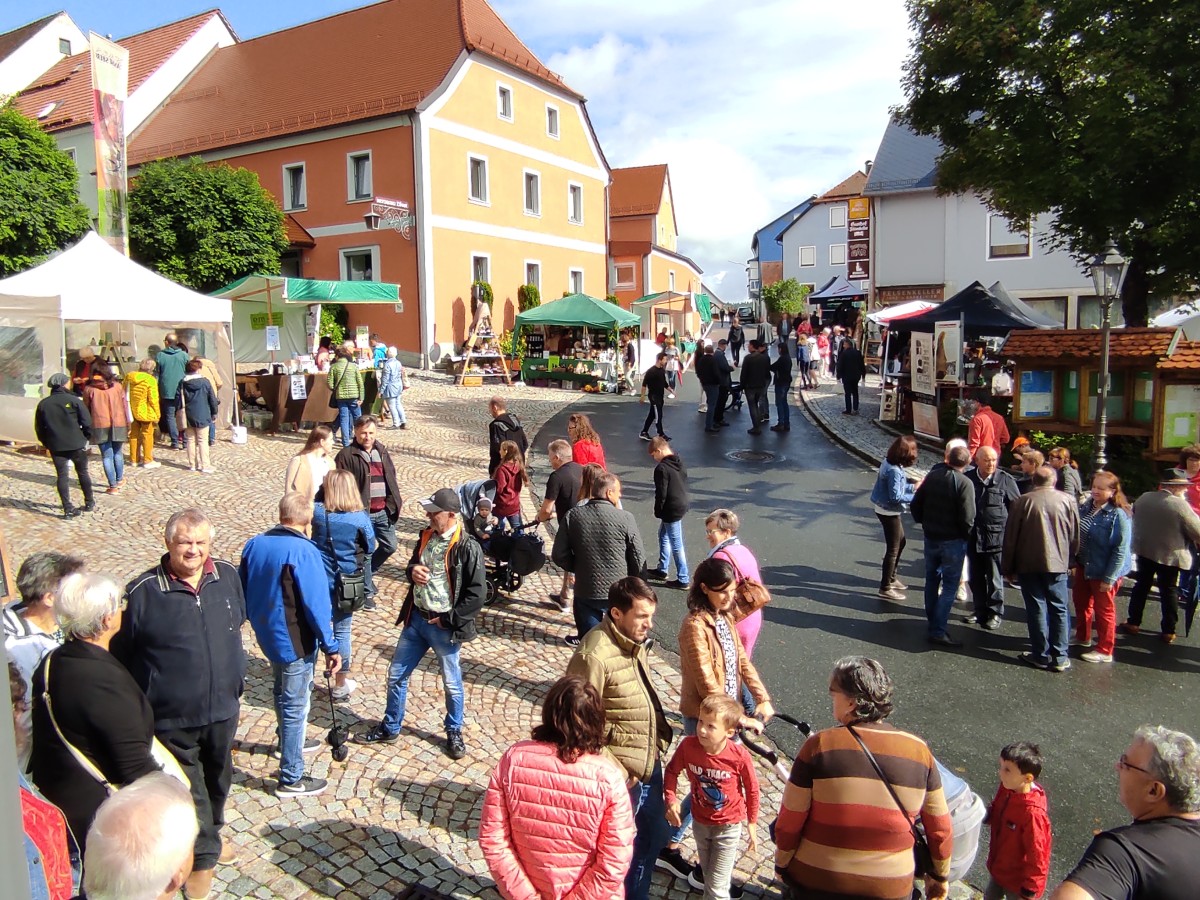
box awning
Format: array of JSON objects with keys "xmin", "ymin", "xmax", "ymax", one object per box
[
  {"xmin": 809, "ymin": 275, "xmax": 867, "ymax": 305},
  {"xmin": 213, "ymin": 275, "xmax": 400, "ymax": 303},
  {"xmin": 514, "ymin": 293, "xmax": 639, "ymax": 330},
  {"xmin": 867, "ymin": 300, "xmax": 938, "ymax": 324}
]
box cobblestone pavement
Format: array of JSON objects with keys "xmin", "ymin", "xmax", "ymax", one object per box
[{"xmin": 1, "ymin": 373, "xmax": 798, "ymax": 899}]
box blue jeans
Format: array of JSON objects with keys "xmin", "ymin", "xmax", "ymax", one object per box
[
  {"xmin": 333, "ymin": 607, "xmax": 353, "ymax": 672},
  {"xmin": 657, "ymin": 520, "xmax": 689, "ymax": 584},
  {"xmin": 573, "ymin": 600, "xmax": 606, "ymax": 641},
  {"xmin": 627, "ymin": 760, "xmax": 669, "ymax": 900},
  {"xmin": 335, "ymin": 398, "xmax": 361, "ymax": 446},
  {"xmin": 923, "ymin": 538, "xmax": 968, "ymax": 638},
  {"xmin": 160, "ymin": 397, "xmax": 180, "ymax": 446},
  {"xmin": 272, "ymin": 651, "xmax": 316, "ymax": 784},
  {"xmin": 99, "ymin": 440, "xmax": 124, "ymax": 487},
  {"xmin": 703, "ymin": 384, "xmax": 720, "ymax": 430},
  {"xmin": 668, "ymin": 716, "xmax": 699, "ymax": 845},
  {"xmin": 208, "ymin": 421, "xmax": 216, "ymax": 445},
  {"xmin": 1019, "ymin": 572, "xmax": 1071, "ymax": 665},
  {"xmin": 381, "ymin": 613, "xmax": 464, "ymax": 734},
  {"xmin": 774, "ymin": 382, "xmax": 791, "ymax": 426},
  {"xmin": 365, "ymin": 510, "xmax": 398, "ymax": 599},
  {"xmin": 498, "ymin": 513, "xmax": 523, "ymax": 533},
  {"xmin": 385, "ymin": 395, "xmax": 406, "ymax": 426}
]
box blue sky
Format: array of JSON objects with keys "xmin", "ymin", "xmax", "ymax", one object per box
[{"xmin": 4, "ymin": 1, "xmax": 913, "ymax": 296}]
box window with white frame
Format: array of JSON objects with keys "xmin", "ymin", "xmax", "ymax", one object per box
[
  {"xmin": 468, "ymin": 155, "xmax": 489, "ymax": 204},
  {"xmin": 283, "ymin": 163, "xmax": 306, "ymax": 210},
  {"xmin": 799, "ymin": 246, "xmax": 816, "ymax": 267},
  {"xmin": 546, "ymin": 104, "xmax": 560, "ymax": 138},
  {"xmin": 523, "ymin": 170, "xmax": 541, "ymax": 216},
  {"xmin": 988, "ymin": 214, "xmax": 1032, "ymax": 258},
  {"xmin": 341, "ymin": 247, "xmax": 377, "ymax": 281},
  {"xmin": 829, "ymin": 205, "xmax": 847, "ymax": 228},
  {"xmin": 569, "ymin": 268, "xmax": 584, "ymax": 293},
  {"xmin": 525, "ymin": 262, "xmax": 541, "ymax": 291},
  {"xmin": 614, "ymin": 263, "xmax": 636, "ymax": 289},
  {"xmin": 568, "ymin": 183, "xmax": 583, "ymax": 224},
  {"xmin": 347, "ymin": 152, "xmax": 372, "ymax": 201},
  {"xmin": 64, "ymin": 147, "xmax": 77, "ymax": 163},
  {"xmin": 830, "ymin": 244, "xmax": 847, "ymax": 266},
  {"xmin": 472, "ymin": 254, "xmax": 490, "ymax": 285},
  {"xmin": 497, "ymin": 84, "xmax": 513, "ymax": 120}
]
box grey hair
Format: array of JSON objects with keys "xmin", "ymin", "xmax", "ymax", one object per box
[
  {"xmin": 704, "ymin": 508, "xmax": 740, "ymax": 535},
  {"xmin": 387, "ymin": 346, "xmax": 398, "ymax": 357},
  {"xmin": 962, "ymin": 399, "xmax": 981, "ymax": 416},
  {"xmin": 830, "ymin": 656, "xmax": 895, "ymax": 723},
  {"xmin": 548, "ymin": 439, "xmax": 573, "ymax": 463},
  {"xmin": 1135, "ymin": 725, "xmax": 1200, "ymax": 812},
  {"xmin": 1032, "ymin": 465, "xmax": 1057, "ymax": 488},
  {"xmin": 56, "ymin": 573, "xmax": 122, "ymax": 641},
  {"xmin": 279, "ymin": 491, "xmax": 313, "ymax": 526},
  {"xmin": 83, "ymin": 773, "xmax": 199, "ymax": 900},
  {"xmin": 164, "ymin": 508, "xmax": 213, "ymax": 544},
  {"xmin": 16, "ymin": 550, "xmax": 85, "ymax": 606}
]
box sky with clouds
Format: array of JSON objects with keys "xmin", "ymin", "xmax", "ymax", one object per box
[{"xmin": 5, "ymin": 0, "xmax": 914, "ymax": 298}]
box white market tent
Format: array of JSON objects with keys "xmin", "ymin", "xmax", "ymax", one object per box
[
  {"xmin": 0, "ymin": 232, "xmax": 234, "ymax": 444},
  {"xmin": 866, "ymin": 299, "xmax": 939, "ymax": 324},
  {"xmin": 1152, "ymin": 302, "xmax": 1200, "ymax": 340}
]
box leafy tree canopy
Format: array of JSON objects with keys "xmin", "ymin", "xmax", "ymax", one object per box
[
  {"xmin": 0, "ymin": 105, "xmax": 91, "ymax": 276},
  {"xmin": 762, "ymin": 278, "xmax": 810, "ymax": 317},
  {"xmin": 129, "ymin": 157, "xmax": 288, "ymax": 293},
  {"xmin": 899, "ymin": 1, "xmax": 1200, "ymax": 325}
]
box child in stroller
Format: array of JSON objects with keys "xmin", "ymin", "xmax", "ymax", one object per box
[
  {"xmin": 724, "ymin": 380, "xmax": 744, "ymax": 413},
  {"xmin": 457, "ymin": 478, "xmax": 547, "ymax": 604}
]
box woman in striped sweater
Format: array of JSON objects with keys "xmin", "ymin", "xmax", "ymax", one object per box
[{"xmin": 774, "ymin": 657, "xmax": 953, "ymax": 900}]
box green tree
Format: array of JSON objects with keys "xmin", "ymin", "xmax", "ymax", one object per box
[
  {"xmin": 129, "ymin": 157, "xmax": 288, "ymax": 292},
  {"xmin": 0, "ymin": 105, "xmax": 91, "ymax": 275},
  {"xmin": 319, "ymin": 304, "xmax": 346, "ymax": 344},
  {"xmin": 517, "ymin": 282, "xmax": 540, "ymax": 312},
  {"xmin": 761, "ymin": 278, "xmax": 810, "ymax": 318},
  {"xmin": 899, "ymin": 1, "xmax": 1200, "ymax": 325}
]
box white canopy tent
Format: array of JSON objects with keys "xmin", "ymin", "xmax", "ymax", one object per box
[
  {"xmin": 0, "ymin": 232, "xmax": 235, "ymax": 443},
  {"xmin": 1152, "ymin": 302, "xmax": 1200, "ymax": 340}
]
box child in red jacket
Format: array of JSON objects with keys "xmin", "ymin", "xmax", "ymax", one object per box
[
  {"xmin": 491, "ymin": 440, "xmax": 526, "ymax": 532},
  {"xmin": 985, "ymin": 741, "xmax": 1052, "ymax": 900}
]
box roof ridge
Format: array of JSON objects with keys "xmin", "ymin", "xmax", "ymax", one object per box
[{"xmin": 114, "ymin": 8, "xmax": 218, "ymax": 43}]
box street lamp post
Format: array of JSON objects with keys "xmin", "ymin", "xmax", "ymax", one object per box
[{"xmin": 1088, "ymin": 240, "xmax": 1129, "ymax": 473}]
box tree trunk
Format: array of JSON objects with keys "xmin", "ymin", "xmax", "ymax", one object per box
[{"xmin": 1120, "ymin": 254, "xmax": 1150, "ymax": 327}]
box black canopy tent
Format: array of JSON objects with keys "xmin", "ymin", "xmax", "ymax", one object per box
[
  {"xmin": 808, "ymin": 274, "xmax": 866, "ymax": 309},
  {"xmin": 899, "ymin": 280, "xmax": 1064, "ymax": 335}
]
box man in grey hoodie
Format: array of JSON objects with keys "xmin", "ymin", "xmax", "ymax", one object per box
[{"xmin": 156, "ymin": 333, "xmax": 189, "ymax": 450}]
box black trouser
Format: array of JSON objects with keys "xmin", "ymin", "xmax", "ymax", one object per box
[
  {"xmin": 876, "ymin": 512, "xmax": 906, "ymax": 590},
  {"xmin": 843, "ymin": 380, "xmax": 860, "ymax": 412},
  {"xmin": 1127, "ymin": 556, "xmax": 1182, "ymax": 635},
  {"xmin": 731, "ymin": 342, "xmax": 743, "ymax": 365},
  {"xmin": 968, "ymin": 549, "xmax": 1004, "ymax": 623},
  {"xmin": 715, "ymin": 384, "xmax": 730, "ymax": 423},
  {"xmin": 642, "ymin": 395, "xmax": 665, "ymax": 436},
  {"xmin": 744, "ymin": 388, "xmax": 767, "ymax": 429},
  {"xmin": 157, "ymin": 715, "xmax": 237, "ymax": 871},
  {"xmin": 51, "ymin": 449, "xmax": 93, "ymax": 510}
]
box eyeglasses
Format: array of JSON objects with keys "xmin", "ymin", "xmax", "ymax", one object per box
[
  {"xmin": 1117, "ymin": 754, "xmax": 1152, "ymax": 775},
  {"xmin": 705, "ymin": 528, "xmax": 723, "ymax": 535}
]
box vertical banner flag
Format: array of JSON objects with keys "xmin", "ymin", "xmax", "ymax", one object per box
[{"xmin": 90, "ymin": 33, "xmax": 129, "ymax": 255}]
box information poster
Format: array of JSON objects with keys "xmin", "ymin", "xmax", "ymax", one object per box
[
  {"xmin": 911, "ymin": 332, "xmax": 935, "ymax": 395},
  {"xmin": 265, "ymin": 325, "xmax": 281, "ymax": 352},
  {"xmin": 1019, "ymin": 370, "xmax": 1055, "ymax": 418},
  {"xmin": 1161, "ymin": 383, "xmax": 1200, "ymax": 448},
  {"xmin": 913, "ymin": 401, "xmax": 940, "ymax": 439},
  {"xmin": 289, "ymin": 374, "xmax": 307, "ymax": 400},
  {"xmin": 355, "ymin": 325, "xmax": 370, "ymax": 350},
  {"xmin": 934, "ymin": 321, "xmax": 962, "ymax": 384}
]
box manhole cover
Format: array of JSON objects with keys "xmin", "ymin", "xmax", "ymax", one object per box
[{"xmin": 726, "ymin": 449, "xmax": 778, "ymax": 463}]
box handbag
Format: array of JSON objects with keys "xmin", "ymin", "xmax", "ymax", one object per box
[
  {"xmin": 324, "ymin": 507, "xmax": 368, "ymax": 614},
  {"xmin": 845, "ymin": 724, "xmax": 945, "ymax": 884},
  {"xmin": 327, "ymin": 362, "xmax": 346, "ymax": 410},
  {"xmin": 40, "ymin": 654, "xmax": 188, "ymax": 792},
  {"xmin": 718, "ymin": 548, "xmax": 771, "ymax": 618}
]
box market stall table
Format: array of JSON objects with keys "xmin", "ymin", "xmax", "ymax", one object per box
[{"xmin": 239, "ymin": 370, "xmax": 379, "ymax": 432}]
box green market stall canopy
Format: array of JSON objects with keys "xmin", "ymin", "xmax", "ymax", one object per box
[{"xmin": 514, "ymin": 293, "xmax": 639, "ymax": 331}]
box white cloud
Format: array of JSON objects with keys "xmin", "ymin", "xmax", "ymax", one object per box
[{"xmin": 494, "ymin": 0, "xmax": 912, "ymax": 300}]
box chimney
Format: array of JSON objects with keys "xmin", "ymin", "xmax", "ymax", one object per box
[{"xmin": 865, "ymin": 160, "xmax": 873, "ymax": 175}]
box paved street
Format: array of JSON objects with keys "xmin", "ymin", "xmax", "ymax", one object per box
[{"xmin": 536, "ymin": 351, "xmax": 1200, "ymax": 891}]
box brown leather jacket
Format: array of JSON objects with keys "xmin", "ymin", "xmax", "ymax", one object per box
[{"xmin": 678, "ymin": 608, "xmax": 769, "ymax": 719}]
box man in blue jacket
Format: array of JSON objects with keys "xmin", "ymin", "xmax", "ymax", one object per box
[{"xmin": 240, "ymin": 493, "xmax": 341, "ymax": 798}]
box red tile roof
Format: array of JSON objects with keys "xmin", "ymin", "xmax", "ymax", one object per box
[
  {"xmin": 817, "ymin": 170, "xmax": 868, "ymax": 202},
  {"xmin": 285, "ymin": 214, "xmax": 315, "ymax": 248},
  {"xmin": 1002, "ymin": 327, "xmax": 1179, "ymax": 361},
  {"xmin": 0, "ymin": 13, "xmax": 57, "ymax": 65},
  {"xmin": 130, "ymin": 0, "xmax": 578, "ymax": 164},
  {"xmin": 610, "ymin": 165, "xmax": 668, "ymax": 218},
  {"xmin": 13, "ymin": 11, "xmax": 219, "ymax": 133},
  {"xmin": 1158, "ymin": 340, "xmax": 1200, "ymax": 371}
]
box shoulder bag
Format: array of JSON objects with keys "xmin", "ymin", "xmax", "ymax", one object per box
[
  {"xmin": 40, "ymin": 654, "xmax": 188, "ymax": 791},
  {"xmin": 845, "ymin": 724, "xmax": 945, "ymax": 885},
  {"xmin": 718, "ymin": 548, "xmax": 771, "ymax": 618},
  {"xmin": 328, "ymin": 361, "xmax": 347, "ymax": 410},
  {"xmin": 324, "ymin": 507, "xmax": 367, "ymax": 614}
]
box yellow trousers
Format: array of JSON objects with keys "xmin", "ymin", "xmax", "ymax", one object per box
[{"xmin": 129, "ymin": 420, "xmax": 155, "ymax": 464}]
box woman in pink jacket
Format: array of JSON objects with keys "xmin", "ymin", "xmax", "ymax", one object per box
[{"xmin": 480, "ymin": 675, "xmax": 634, "ymax": 899}]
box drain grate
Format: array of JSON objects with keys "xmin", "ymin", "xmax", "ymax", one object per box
[{"xmin": 726, "ymin": 449, "xmax": 778, "ymax": 463}]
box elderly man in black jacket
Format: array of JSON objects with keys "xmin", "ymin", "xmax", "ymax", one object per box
[
  {"xmin": 335, "ymin": 414, "xmax": 402, "ymax": 609},
  {"xmin": 965, "ymin": 446, "xmax": 1021, "ymax": 630},
  {"xmin": 739, "ymin": 340, "xmax": 772, "ymax": 435},
  {"xmin": 911, "ymin": 444, "xmax": 976, "ymax": 647},
  {"xmin": 114, "ymin": 508, "xmax": 247, "ymax": 900},
  {"xmin": 34, "ymin": 372, "xmax": 95, "ymax": 518},
  {"xmin": 357, "ymin": 488, "xmax": 485, "ymax": 760},
  {"xmin": 553, "ymin": 471, "xmax": 647, "ymax": 646}
]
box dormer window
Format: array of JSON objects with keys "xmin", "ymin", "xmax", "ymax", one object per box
[
  {"xmin": 59, "ymin": 38, "xmax": 71, "ymax": 55},
  {"xmin": 37, "ymin": 101, "xmax": 60, "ymax": 120}
]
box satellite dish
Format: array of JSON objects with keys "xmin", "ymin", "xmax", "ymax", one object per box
[{"xmin": 428, "ymin": 342, "xmax": 445, "ymax": 364}]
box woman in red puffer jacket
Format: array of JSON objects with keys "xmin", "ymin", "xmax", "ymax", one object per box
[{"xmin": 480, "ymin": 674, "xmax": 633, "ymax": 899}]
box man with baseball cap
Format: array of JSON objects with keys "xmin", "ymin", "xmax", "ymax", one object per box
[{"xmin": 357, "ymin": 487, "xmax": 486, "ymax": 759}]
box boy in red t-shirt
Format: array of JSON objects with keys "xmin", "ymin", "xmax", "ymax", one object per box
[
  {"xmin": 665, "ymin": 694, "xmax": 759, "ymax": 900},
  {"xmin": 985, "ymin": 741, "xmax": 1052, "ymax": 900}
]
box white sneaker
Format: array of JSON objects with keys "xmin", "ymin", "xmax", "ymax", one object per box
[
  {"xmin": 201, "ymin": 468, "xmax": 216, "ymax": 474},
  {"xmin": 141, "ymin": 460, "xmax": 163, "ymax": 469},
  {"xmin": 1081, "ymin": 650, "xmax": 1114, "ymax": 663},
  {"xmin": 331, "ymin": 678, "xmax": 358, "ymax": 701}
]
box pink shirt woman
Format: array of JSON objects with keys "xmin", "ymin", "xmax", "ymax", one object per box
[{"xmin": 704, "ymin": 509, "xmax": 764, "ymax": 657}]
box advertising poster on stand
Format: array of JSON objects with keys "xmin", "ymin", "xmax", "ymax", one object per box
[
  {"xmin": 911, "ymin": 331, "xmax": 935, "ymax": 396},
  {"xmin": 934, "ymin": 321, "xmax": 962, "ymax": 384},
  {"xmin": 90, "ymin": 33, "xmax": 129, "ymax": 255}
]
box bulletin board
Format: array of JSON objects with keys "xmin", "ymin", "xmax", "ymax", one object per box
[{"xmin": 1160, "ymin": 383, "xmax": 1200, "ymax": 449}]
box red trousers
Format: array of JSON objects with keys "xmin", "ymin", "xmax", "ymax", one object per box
[{"xmin": 1072, "ymin": 565, "xmax": 1122, "ymax": 655}]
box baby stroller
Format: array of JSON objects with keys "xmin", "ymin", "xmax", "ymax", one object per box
[
  {"xmin": 722, "ymin": 380, "xmax": 745, "ymax": 414},
  {"xmin": 457, "ymin": 479, "xmax": 547, "ymax": 605}
]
